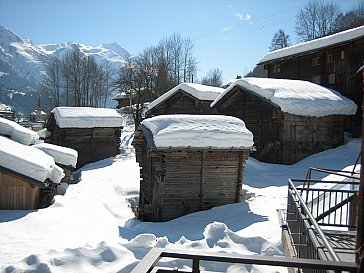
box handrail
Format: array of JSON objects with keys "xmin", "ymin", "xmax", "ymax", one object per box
[
  {"xmin": 304, "ymin": 167, "xmax": 360, "ymax": 188},
  {"xmin": 288, "ymin": 178, "xmax": 341, "ymax": 262},
  {"xmin": 130, "ymin": 247, "xmax": 358, "ymax": 273}
]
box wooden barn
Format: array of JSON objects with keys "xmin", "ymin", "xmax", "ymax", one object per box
[
  {"xmin": 145, "ymin": 83, "xmax": 224, "ymax": 118},
  {"xmin": 46, "ymin": 107, "xmax": 124, "ymax": 168},
  {"xmin": 32, "ymin": 143, "xmax": 78, "ymax": 184},
  {"xmin": 0, "ymin": 136, "xmax": 63, "ymax": 210},
  {"xmin": 257, "ymin": 25, "xmax": 364, "ymax": 136},
  {"xmin": 132, "ymin": 114, "xmax": 253, "ymax": 222},
  {"xmin": 211, "ymin": 77, "xmax": 357, "ymax": 164}
]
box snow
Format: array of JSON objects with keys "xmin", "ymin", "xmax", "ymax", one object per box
[
  {"xmin": 0, "ymin": 117, "xmax": 39, "ymax": 145},
  {"xmin": 0, "ymin": 136, "xmax": 64, "ymax": 184},
  {"xmin": 211, "ymin": 77, "xmax": 357, "ymax": 117},
  {"xmin": 52, "ymin": 107, "xmax": 124, "ymax": 128},
  {"xmin": 32, "ymin": 143, "xmax": 78, "ymax": 168},
  {"xmin": 258, "ymin": 25, "xmax": 364, "ymax": 64},
  {"xmin": 147, "ymin": 83, "xmax": 224, "ymax": 112},
  {"xmin": 141, "ymin": 115, "xmax": 254, "ymax": 150},
  {"xmin": 0, "ymin": 123, "xmax": 360, "ymax": 272}
]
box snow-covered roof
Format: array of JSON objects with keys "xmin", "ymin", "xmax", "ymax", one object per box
[
  {"xmin": 258, "ymin": 25, "xmax": 364, "ymax": 64},
  {"xmin": 140, "ymin": 114, "xmax": 253, "ymax": 150},
  {"xmin": 32, "ymin": 143, "xmax": 78, "ymax": 168},
  {"xmin": 0, "ymin": 117, "xmax": 39, "ymax": 145},
  {"xmin": 0, "ymin": 136, "xmax": 64, "ymax": 184},
  {"xmin": 51, "ymin": 107, "xmax": 124, "ymax": 128},
  {"xmin": 211, "ymin": 77, "xmax": 357, "ymax": 117},
  {"xmin": 147, "ymin": 83, "xmax": 224, "ymax": 112}
]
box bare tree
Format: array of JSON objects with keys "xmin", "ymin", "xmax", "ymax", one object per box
[
  {"xmin": 201, "ymin": 68, "xmax": 223, "ymax": 87},
  {"xmin": 269, "ymin": 29, "xmax": 291, "ymax": 51},
  {"xmin": 114, "ymin": 33, "xmax": 198, "ymax": 129},
  {"xmin": 39, "ymin": 48, "xmax": 116, "ymax": 109},
  {"xmin": 333, "ymin": 0, "xmax": 364, "ymax": 33},
  {"xmin": 39, "ymin": 57, "xmax": 62, "ymax": 110},
  {"xmin": 295, "ymin": 0, "xmax": 340, "ymax": 42}
]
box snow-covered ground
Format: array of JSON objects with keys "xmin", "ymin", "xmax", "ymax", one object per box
[{"xmin": 0, "ymin": 125, "xmax": 360, "ymax": 273}]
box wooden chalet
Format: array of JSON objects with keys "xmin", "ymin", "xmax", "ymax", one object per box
[
  {"xmin": 257, "ymin": 25, "xmax": 364, "ymax": 136},
  {"xmin": 145, "ymin": 83, "xmax": 224, "ymax": 118},
  {"xmin": 211, "ymin": 77, "xmax": 357, "ymax": 164},
  {"xmin": 132, "ymin": 114, "xmax": 253, "ymax": 222},
  {"xmin": 0, "ymin": 136, "xmax": 62, "ymax": 210},
  {"xmin": 46, "ymin": 107, "xmax": 124, "ymax": 168},
  {"xmin": 113, "ymin": 91, "xmax": 137, "ymax": 109}
]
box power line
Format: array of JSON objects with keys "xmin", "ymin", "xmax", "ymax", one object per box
[{"xmin": 192, "ymin": 3, "xmax": 305, "ymax": 45}]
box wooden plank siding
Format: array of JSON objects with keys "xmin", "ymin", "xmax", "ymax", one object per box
[
  {"xmin": 263, "ymin": 37, "xmax": 363, "ymax": 136},
  {"xmin": 0, "ymin": 171, "xmax": 40, "ymax": 210},
  {"xmin": 47, "ymin": 115, "xmax": 121, "ymax": 168},
  {"xmin": 146, "ymin": 90, "xmax": 217, "ymax": 118},
  {"xmin": 134, "ymin": 131, "xmax": 249, "ymax": 222},
  {"xmin": 214, "ymin": 86, "xmax": 345, "ymax": 164}
]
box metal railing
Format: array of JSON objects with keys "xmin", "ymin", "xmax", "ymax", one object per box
[
  {"xmin": 130, "ymin": 247, "xmax": 358, "ymax": 273},
  {"xmin": 285, "ymin": 168, "xmax": 360, "ymax": 272},
  {"xmin": 130, "ymin": 167, "xmax": 360, "ymax": 273}
]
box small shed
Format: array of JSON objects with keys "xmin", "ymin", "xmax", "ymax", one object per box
[
  {"xmin": 211, "ymin": 77, "xmax": 357, "ymax": 164},
  {"xmin": 46, "ymin": 107, "xmax": 124, "ymax": 168},
  {"xmin": 0, "ymin": 136, "xmax": 64, "ymax": 209},
  {"xmin": 145, "ymin": 83, "xmax": 224, "ymax": 118},
  {"xmin": 132, "ymin": 114, "xmax": 254, "ymax": 222},
  {"xmin": 32, "ymin": 143, "xmax": 78, "ymax": 184}
]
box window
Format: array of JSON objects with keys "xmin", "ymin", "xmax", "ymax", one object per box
[
  {"xmin": 328, "ymin": 73, "xmax": 335, "ymax": 84},
  {"xmin": 273, "ymin": 64, "xmax": 281, "ymax": 73},
  {"xmin": 327, "ymin": 54, "xmax": 333, "ymax": 64},
  {"xmin": 312, "ymin": 57, "xmax": 320, "ymax": 66},
  {"xmin": 311, "ymin": 75, "xmax": 321, "ymax": 84},
  {"xmin": 341, "ymin": 51, "xmax": 345, "ymax": 60}
]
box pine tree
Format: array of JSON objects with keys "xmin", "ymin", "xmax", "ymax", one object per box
[{"xmin": 269, "ymin": 29, "xmax": 291, "ymax": 51}]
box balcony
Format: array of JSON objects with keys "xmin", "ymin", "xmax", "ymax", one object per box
[{"xmin": 130, "ymin": 167, "xmax": 360, "ymax": 273}]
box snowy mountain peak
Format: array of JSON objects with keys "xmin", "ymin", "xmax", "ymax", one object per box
[
  {"xmin": 0, "ymin": 25, "xmax": 23, "ymax": 44},
  {"xmin": 0, "ymin": 25, "xmax": 130, "ymax": 93}
]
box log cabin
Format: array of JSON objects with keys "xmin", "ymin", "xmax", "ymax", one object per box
[
  {"xmin": 145, "ymin": 83, "xmax": 224, "ymax": 118},
  {"xmin": 132, "ymin": 114, "xmax": 253, "ymax": 222},
  {"xmin": 211, "ymin": 77, "xmax": 357, "ymax": 164},
  {"xmin": 46, "ymin": 107, "xmax": 124, "ymax": 168},
  {"xmin": 0, "ymin": 136, "xmax": 63, "ymax": 209},
  {"xmin": 257, "ymin": 25, "xmax": 364, "ymax": 136}
]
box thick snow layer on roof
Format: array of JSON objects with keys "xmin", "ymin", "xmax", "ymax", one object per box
[
  {"xmin": 141, "ymin": 114, "xmax": 253, "ymax": 150},
  {"xmin": 211, "ymin": 77, "xmax": 357, "ymax": 117},
  {"xmin": 147, "ymin": 83, "xmax": 224, "ymax": 111},
  {"xmin": 33, "ymin": 143, "xmax": 78, "ymax": 168},
  {"xmin": 258, "ymin": 25, "xmax": 364, "ymax": 64},
  {"xmin": 0, "ymin": 117, "xmax": 39, "ymax": 145},
  {"xmin": 0, "ymin": 136, "xmax": 64, "ymax": 184},
  {"xmin": 52, "ymin": 107, "xmax": 124, "ymax": 128}
]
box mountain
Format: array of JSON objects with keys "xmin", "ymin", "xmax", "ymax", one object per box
[
  {"xmin": 39, "ymin": 41, "xmax": 129, "ymax": 71},
  {"xmin": 0, "ymin": 25, "xmax": 130, "ymax": 114},
  {"xmin": 0, "ymin": 25, "xmax": 49, "ymax": 90}
]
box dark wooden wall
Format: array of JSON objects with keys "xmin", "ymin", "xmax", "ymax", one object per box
[
  {"xmin": 146, "ymin": 90, "xmax": 217, "ymax": 117},
  {"xmin": 214, "ymin": 87, "xmax": 282, "ymax": 163},
  {"xmin": 214, "ymin": 87, "xmax": 346, "ymax": 164},
  {"xmin": 134, "ymin": 135, "xmax": 248, "ymax": 222},
  {"xmin": 0, "ymin": 171, "xmax": 40, "ymax": 210},
  {"xmin": 264, "ymin": 38, "xmax": 363, "ymax": 136},
  {"xmin": 47, "ymin": 117, "xmax": 121, "ymax": 168},
  {"xmin": 281, "ymin": 113, "xmax": 345, "ymax": 164}
]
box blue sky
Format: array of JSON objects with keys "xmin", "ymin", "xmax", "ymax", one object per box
[{"xmin": 0, "ymin": 0, "xmax": 356, "ymax": 83}]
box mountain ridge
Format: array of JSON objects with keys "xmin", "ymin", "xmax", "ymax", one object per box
[{"xmin": 0, "ymin": 25, "xmax": 130, "ymax": 92}]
